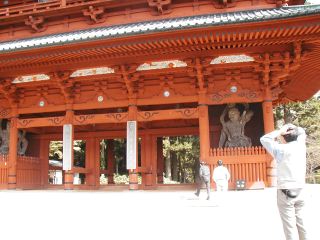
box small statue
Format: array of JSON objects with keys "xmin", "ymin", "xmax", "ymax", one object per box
[
  {"xmin": 219, "ymin": 103, "xmax": 254, "ymax": 148},
  {"xmin": 0, "ymin": 119, "xmax": 28, "ymax": 155},
  {"xmin": 0, "ymin": 119, "xmax": 10, "ymax": 154},
  {"xmin": 18, "ymin": 130, "xmax": 28, "ymax": 155}
]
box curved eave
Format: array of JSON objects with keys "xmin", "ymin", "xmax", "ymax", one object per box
[
  {"xmin": 282, "ymin": 41, "xmax": 320, "ymax": 102},
  {"xmin": 0, "ymin": 4, "xmax": 320, "ymax": 53}
]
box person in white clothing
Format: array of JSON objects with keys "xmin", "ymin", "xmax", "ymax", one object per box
[
  {"xmin": 260, "ymin": 123, "xmax": 309, "ymax": 240},
  {"xmin": 213, "ymin": 160, "xmax": 230, "ymax": 191}
]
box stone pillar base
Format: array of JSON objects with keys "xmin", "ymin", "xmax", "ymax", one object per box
[
  {"xmin": 64, "ymin": 171, "xmax": 74, "ymax": 190},
  {"xmin": 108, "ymin": 174, "xmax": 114, "ymax": 184},
  {"xmin": 8, "ymin": 174, "xmax": 17, "ymax": 190},
  {"xmin": 129, "ymin": 171, "xmax": 139, "ymax": 190},
  {"xmin": 267, "ymin": 159, "xmax": 277, "ymax": 187},
  {"xmin": 157, "ymin": 174, "xmax": 163, "ymax": 184}
]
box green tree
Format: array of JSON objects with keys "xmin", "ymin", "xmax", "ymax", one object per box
[
  {"xmin": 274, "ymin": 96, "xmax": 320, "ymax": 180},
  {"xmin": 163, "ymin": 135, "xmax": 199, "ymax": 183},
  {"xmin": 49, "ymin": 141, "xmax": 63, "ymax": 160}
]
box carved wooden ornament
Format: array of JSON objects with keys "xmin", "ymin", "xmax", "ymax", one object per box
[
  {"xmin": 147, "ymin": 0, "xmax": 172, "ymax": 15},
  {"xmin": 82, "ymin": 6, "xmax": 105, "ymax": 24},
  {"xmin": 25, "ymin": 16, "xmax": 47, "ymax": 32}
]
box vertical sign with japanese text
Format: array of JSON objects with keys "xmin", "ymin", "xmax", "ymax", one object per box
[
  {"xmin": 63, "ymin": 124, "xmax": 72, "ymax": 170},
  {"xmin": 126, "ymin": 121, "xmax": 137, "ymax": 169}
]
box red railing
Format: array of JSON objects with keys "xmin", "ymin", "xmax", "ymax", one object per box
[
  {"xmin": 0, "ymin": 154, "xmax": 8, "ymax": 189},
  {"xmin": 210, "ymin": 146, "xmax": 266, "ymax": 156},
  {"xmin": 16, "ymin": 155, "xmax": 41, "ymax": 189},
  {"xmin": 0, "ymin": 0, "xmax": 111, "ymax": 19},
  {"xmin": 208, "ymin": 146, "xmax": 268, "ymax": 189}
]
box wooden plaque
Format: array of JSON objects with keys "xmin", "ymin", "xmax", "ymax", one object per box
[
  {"xmin": 63, "ymin": 124, "xmax": 73, "ymax": 170},
  {"xmin": 126, "ymin": 121, "xmax": 137, "ymax": 170}
]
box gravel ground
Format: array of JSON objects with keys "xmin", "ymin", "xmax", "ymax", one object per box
[{"xmin": 1, "ymin": 184, "xmax": 319, "ymax": 240}]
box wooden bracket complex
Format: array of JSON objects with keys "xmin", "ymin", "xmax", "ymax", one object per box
[
  {"xmin": 0, "ymin": 78, "xmax": 17, "ymax": 106},
  {"xmin": 262, "ymin": 53, "xmax": 270, "ymax": 87},
  {"xmin": 195, "ymin": 58, "xmax": 206, "ymax": 92},
  {"xmin": 257, "ymin": 44, "xmax": 304, "ymax": 101},
  {"xmin": 82, "ymin": 6, "xmax": 105, "ymax": 24},
  {"xmin": 147, "ymin": 0, "xmax": 172, "ymax": 15},
  {"xmin": 267, "ymin": 0, "xmax": 289, "ymax": 7},
  {"xmin": 52, "ymin": 71, "xmax": 74, "ymax": 104},
  {"xmin": 120, "ymin": 65, "xmax": 135, "ymax": 98},
  {"xmin": 213, "ymin": 0, "xmax": 236, "ymax": 9},
  {"xmin": 291, "ymin": 41, "xmax": 302, "ymax": 71},
  {"xmin": 25, "ymin": 15, "xmax": 47, "ymax": 33}
]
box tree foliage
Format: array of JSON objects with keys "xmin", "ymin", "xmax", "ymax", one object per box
[
  {"xmin": 274, "ymin": 96, "xmax": 320, "ymax": 179},
  {"xmin": 163, "ymin": 136, "xmax": 199, "ymax": 183},
  {"xmin": 49, "ymin": 140, "xmax": 86, "ymax": 167},
  {"xmin": 49, "ymin": 141, "xmax": 63, "ymax": 160}
]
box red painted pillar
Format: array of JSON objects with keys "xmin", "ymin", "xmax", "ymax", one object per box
[
  {"xmin": 107, "ymin": 139, "xmax": 115, "ymax": 184},
  {"xmin": 198, "ymin": 91, "xmax": 211, "ymax": 187},
  {"xmin": 262, "ymin": 88, "xmax": 277, "ymax": 187},
  {"xmin": 198, "ymin": 103, "xmax": 210, "ymax": 161},
  {"xmin": 144, "ymin": 134, "xmax": 154, "ymax": 188},
  {"xmin": 94, "ymin": 138, "xmax": 101, "ymax": 187},
  {"xmin": 140, "ymin": 135, "xmax": 146, "ymax": 186},
  {"xmin": 157, "ymin": 137, "xmax": 164, "ymax": 184},
  {"xmin": 151, "ymin": 136, "xmax": 158, "ymax": 188},
  {"xmin": 64, "ymin": 109, "xmax": 74, "ymax": 190},
  {"xmin": 39, "ymin": 138, "xmax": 49, "ymax": 188},
  {"xmin": 86, "ymin": 138, "xmax": 96, "ymax": 187},
  {"xmin": 8, "ymin": 116, "xmax": 18, "ymax": 189}
]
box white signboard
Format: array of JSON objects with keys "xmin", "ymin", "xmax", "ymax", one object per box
[
  {"xmin": 126, "ymin": 121, "xmax": 137, "ymax": 169},
  {"xmin": 63, "ymin": 124, "xmax": 73, "ymax": 170}
]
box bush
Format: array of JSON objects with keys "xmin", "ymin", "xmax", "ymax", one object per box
[
  {"xmin": 163, "ymin": 177, "xmax": 180, "ymax": 184},
  {"xmin": 306, "ymin": 173, "xmax": 320, "ymax": 184},
  {"xmin": 100, "ymin": 174, "xmax": 142, "ymax": 184}
]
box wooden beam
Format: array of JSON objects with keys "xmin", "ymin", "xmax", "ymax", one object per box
[
  {"xmin": 137, "ymin": 108, "xmax": 198, "ymax": 122},
  {"xmin": 73, "ymin": 112, "xmax": 129, "ymax": 125},
  {"xmin": 17, "ymin": 116, "xmax": 66, "ymax": 129}
]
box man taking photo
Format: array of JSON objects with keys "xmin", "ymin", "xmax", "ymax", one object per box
[{"xmin": 260, "ymin": 123, "xmax": 309, "ymax": 240}]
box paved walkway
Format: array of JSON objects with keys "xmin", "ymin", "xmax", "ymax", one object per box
[{"xmin": 1, "ymin": 185, "xmax": 319, "ymax": 240}]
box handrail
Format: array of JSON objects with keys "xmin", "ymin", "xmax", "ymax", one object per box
[
  {"xmin": 73, "ymin": 166, "xmax": 91, "ymax": 174},
  {"xmin": 49, "ymin": 166, "xmax": 62, "ymax": 170},
  {"xmin": 209, "ymin": 146, "xmax": 266, "ymax": 157},
  {"xmin": 18, "ymin": 155, "xmax": 41, "ymax": 163},
  {"xmin": 0, "ymin": 154, "xmax": 9, "ymax": 162},
  {"xmin": 208, "ymin": 147, "xmax": 268, "ymax": 188},
  {"xmin": 100, "ymin": 169, "xmax": 109, "ymax": 174}
]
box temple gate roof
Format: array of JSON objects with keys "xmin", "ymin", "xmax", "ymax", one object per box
[
  {"xmin": 0, "ymin": 4, "xmax": 319, "ymax": 52},
  {"xmin": 0, "ymin": 2, "xmax": 319, "ymax": 107}
]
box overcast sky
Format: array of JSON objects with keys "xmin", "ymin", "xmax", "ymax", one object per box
[{"xmin": 307, "ymin": 0, "xmax": 320, "ymax": 4}]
